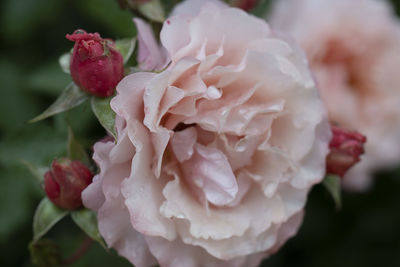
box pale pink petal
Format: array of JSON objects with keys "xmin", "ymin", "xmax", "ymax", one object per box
[
  {"xmin": 82, "ymin": 140, "xmax": 113, "ymax": 211},
  {"xmin": 109, "ymin": 121, "xmax": 135, "ymax": 164},
  {"xmin": 268, "ymin": 211, "xmax": 304, "ymax": 255},
  {"xmin": 161, "ymin": 16, "xmax": 191, "ymax": 60},
  {"xmin": 181, "ymin": 142, "xmax": 238, "ymax": 206},
  {"xmin": 122, "ymin": 121, "xmax": 176, "ymax": 240},
  {"xmin": 163, "ymin": 2, "xmax": 271, "ymax": 64},
  {"xmin": 83, "ymin": 128, "xmax": 157, "ymax": 267},
  {"xmin": 134, "ymin": 18, "xmax": 169, "ymax": 71},
  {"xmin": 226, "ymin": 171, "xmax": 252, "ymax": 207},
  {"xmin": 111, "ymin": 72, "xmax": 156, "ymax": 122},
  {"xmin": 160, "ymin": 178, "xmax": 250, "ymax": 241},
  {"xmin": 291, "ymin": 119, "xmax": 331, "ymax": 188},
  {"xmin": 171, "ymin": 0, "xmax": 228, "ymax": 17},
  {"xmin": 98, "ymin": 192, "xmax": 157, "ymax": 267},
  {"xmin": 81, "ymin": 174, "xmax": 104, "ymax": 211},
  {"xmin": 170, "ymin": 127, "xmax": 197, "ymax": 162},
  {"xmin": 212, "ymin": 134, "xmax": 261, "ymax": 171},
  {"xmin": 151, "ymin": 128, "xmax": 172, "ymax": 178},
  {"xmin": 159, "ymin": 177, "xmax": 304, "ymax": 260},
  {"xmin": 146, "ymin": 236, "xmax": 264, "ymax": 267},
  {"xmin": 143, "ymin": 58, "xmax": 199, "ymax": 132}
]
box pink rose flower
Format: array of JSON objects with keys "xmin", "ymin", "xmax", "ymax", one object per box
[
  {"xmin": 270, "ymin": 0, "xmax": 400, "ymax": 190},
  {"xmin": 82, "ymin": 0, "xmax": 331, "ymax": 266}
]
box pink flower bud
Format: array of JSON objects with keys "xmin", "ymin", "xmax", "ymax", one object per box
[
  {"xmin": 66, "ymin": 29, "xmax": 124, "ymax": 97},
  {"xmin": 44, "ymin": 158, "xmax": 93, "ymax": 210},
  {"xmin": 326, "ymin": 125, "xmax": 367, "ymax": 177}
]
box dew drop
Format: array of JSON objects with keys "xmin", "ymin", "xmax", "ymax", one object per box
[
  {"xmin": 235, "ymin": 138, "xmax": 248, "ymax": 152},
  {"xmin": 206, "ymin": 86, "xmax": 222, "ymax": 99}
]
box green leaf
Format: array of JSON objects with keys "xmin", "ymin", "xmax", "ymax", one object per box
[
  {"xmin": 33, "ymin": 198, "xmax": 68, "ymax": 242},
  {"xmin": 71, "ymin": 208, "xmax": 106, "ymax": 247},
  {"xmin": 322, "ymin": 175, "xmax": 342, "ymax": 210},
  {"xmin": 20, "ymin": 160, "xmax": 48, "ymax": 184},
  {"xmin": 29, "ymin": 239, "xmax": 62, "ymax": 267},
  {"xmin": 250, "ymin": 0, "xmax": 271, "ymax": 18},
  {"xmin": 29, "ymin": 82, "xmax": 88, "ymax": 123},
  {"xmin": 115, "ymin": 38, "xmax": 136, "ymax": 64},
  {"xmin": 58, "ymin": 52, "xmax": 71, "ymax": 74},
  {"xmin": 91, "ymin": 96, "xmax": 117, "ymax": 139},
  {"xmin": 138, "ymin": 0, "xmax": 165, "ymax": 23},
  {"xmin": 67, "ymin": 127, "xmax": 91, "ymax": 166}
]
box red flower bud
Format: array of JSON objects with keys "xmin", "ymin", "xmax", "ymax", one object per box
[
  {"xmin": 44, "ymin": 158, "xmax": 93, "ymax": 210},
  {"xmin": 326, "ymin": 125, "xmax": 367, "ymax": 177},
  {"xmin": 233, "ymin": 0, "xmax": 258, "ymax": 11},
  {"xmin": 66, "ymin": 29, "xmax": 124, "ymax": 97}
]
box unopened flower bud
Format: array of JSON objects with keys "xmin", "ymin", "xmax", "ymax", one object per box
[
  {"xmin": 326, "ymin": 125, "xmax": 367, "ymax": 177},
  {"xmin": 232, "ymin": 0, "xmax": 258, "ymax": 11},
  {"xmin": 44, "ymin": 158, "xmax": 93, "ymax": 210},
  {"xmin": 66, "ymin": 29, "xmax": 124, "ymax": 97}
]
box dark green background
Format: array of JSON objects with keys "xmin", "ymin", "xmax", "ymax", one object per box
[{"xmin": 0, "ymin": 0, "xmax": 399, "ymax": 266}]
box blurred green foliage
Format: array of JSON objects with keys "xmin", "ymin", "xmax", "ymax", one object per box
[{"xmin": 0, "ymin": 0, "xmax": 399, "ymax": 266}]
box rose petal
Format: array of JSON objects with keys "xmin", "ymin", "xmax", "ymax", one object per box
[
  {"xmin": 134, "ymin": 18, "xmax": 169, "ymax": 71},
  {"xmin": 182, "ymin": 143, "xmax": 238, "ymax": 206},
  {"xmin": 170, "ymin": 127, "xmax": 197, "ymax": 162},
  {"xmin": 146, "ymin": 235, "xmax": 265, "ymax": 267},
  {"xmin": 171, "ymin": 0, "xmax": 228, "ymax": 17},
  {"xmin": 121, "ymin": 121, "xmax": 176, "ymax": 240},
  {"xmin": 83, "ymin": 131, "xmax": 156, "ymax": 267}
]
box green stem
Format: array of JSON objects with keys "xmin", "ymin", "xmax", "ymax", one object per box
[{"xmin": 62, "ymin": 237, "xmax": 93, "ymax": 266}]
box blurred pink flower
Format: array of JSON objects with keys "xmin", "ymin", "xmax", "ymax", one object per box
[
  {"xmin": 271, "ymin": 0, "xmax": 400, "ymax": 190},
  {"xmin": 82, "ymin": 0, "xmax": 331, "ymax": 266}
]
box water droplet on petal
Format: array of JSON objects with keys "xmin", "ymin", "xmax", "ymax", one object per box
[{"xmin": 206, "ymin": 86, "xmax": 222, "ymax": 99}]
